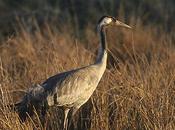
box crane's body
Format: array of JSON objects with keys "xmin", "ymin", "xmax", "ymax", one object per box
[
  {"xmin": 13, "ymin": 16, "xmax": 131, "ymax": 130},
  {"xmin": 44, "ymin": 53, "xmax": 107, "ymax": 108}
]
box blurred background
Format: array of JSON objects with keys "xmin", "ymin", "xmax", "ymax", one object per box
[
  {"xmin": 0, "ymin": 1, "xmax": 175, "ymax": 130},
  {"xmin": 0, "ymin": 0, "xmax": 175, "ymax": 40}
]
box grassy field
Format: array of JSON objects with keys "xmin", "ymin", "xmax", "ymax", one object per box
[
  {"xmin": 0, "ymin": 1, "xmax": 175, "ymax": 129},
  {"xmin": 0, "ymin": 17, "xmax": 174, "ymax": 130}
]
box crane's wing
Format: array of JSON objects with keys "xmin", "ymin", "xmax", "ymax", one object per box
[
  {"xmin": 41, "ymin": 69, "xmax": 78, "ymax": 93},
  {"xmin": 12, "ymin": 68, "xmax": 81, "ymax": 119},
  {"xmin": 41, "ymin": 65, "xmax": 100, "ymax": 107}
]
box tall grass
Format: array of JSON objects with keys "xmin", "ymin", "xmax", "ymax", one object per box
[{"xmin": 0, "ymin": 19, "xmax": 175, "ymax": 130}]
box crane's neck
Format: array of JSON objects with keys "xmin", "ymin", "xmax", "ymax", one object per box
[{"xmin": 96, "ymin": 26, "xmax": 108, "ymax": 65}]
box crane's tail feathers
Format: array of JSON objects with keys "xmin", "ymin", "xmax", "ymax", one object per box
[
  {"xmin": 7, "ymin": 84, "xmax": 48, "ymax": 122},
  {"xmin": 7, "ymin": 101, "xmax": 31, "ymax": 121}
]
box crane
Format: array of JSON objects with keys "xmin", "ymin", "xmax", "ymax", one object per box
[{"xmin": 12, "ymin": 15, "xmax": 131, "ymax": 130}]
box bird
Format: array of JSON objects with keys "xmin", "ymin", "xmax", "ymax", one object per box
[{"xmin": 11, "ymin": 15, "xmax": 131, "ymax": 130}]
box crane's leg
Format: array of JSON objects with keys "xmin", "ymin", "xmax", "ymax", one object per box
[
  {"xmin": 72, "ymin": 107, "xmax": 79, "ymax": 117},
  {"xmin": 63, "ymin": 108, "xmax": 70, "ymax": 130},
  {"xmin": 68, "ymin": 107, "xmax": 80, "ymax": 128}
]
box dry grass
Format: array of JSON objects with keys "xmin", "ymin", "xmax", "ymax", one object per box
[{"xmin": 0, "ymin": 21, "xmax": 175, "ymax": 130}]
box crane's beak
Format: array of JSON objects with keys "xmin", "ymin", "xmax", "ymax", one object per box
[{"xmin": 115, "ymin": 20, "xmax": 132, "ymax": 29}]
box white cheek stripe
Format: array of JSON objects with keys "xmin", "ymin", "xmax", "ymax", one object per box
[{"xmin": 99, "ymin": 18, "xmax": 112, "ymax": 27}]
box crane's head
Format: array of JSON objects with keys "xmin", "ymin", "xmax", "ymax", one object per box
[{"xmin": 97, "ymin": 15, "xmax": 131, "ymax": 30}]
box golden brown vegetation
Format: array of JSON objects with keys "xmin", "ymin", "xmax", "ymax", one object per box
[{"xmin": 0, "ymin": 19, "xmax": 175, "ymax": 130}]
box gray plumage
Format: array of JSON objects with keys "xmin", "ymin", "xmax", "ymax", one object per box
[{"xmin": 12, "ymin": 15, "xmax": 131, "ymax": 130}]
